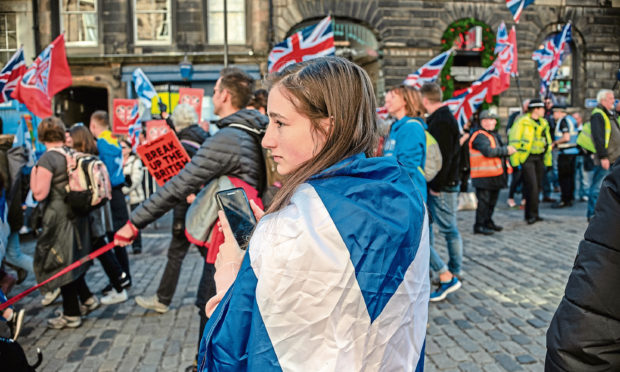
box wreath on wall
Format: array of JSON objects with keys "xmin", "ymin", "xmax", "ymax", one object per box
[{"xmin": 440, "ymin": 18, "xmax": 497, "ymax": 107}]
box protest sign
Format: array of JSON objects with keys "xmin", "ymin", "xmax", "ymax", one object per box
[
  {"xmin": 178, "ymin": 87, "xmax": 204, "ymax": 122},
  {"xmin": 113, "ymin": 99, "xmax": 139, "ymax": 135},
  {"xmin": 145, "ymin": 119, "xmax": 170, "ymax": 142},
  {"xmin": 137, "ymin": 130, "xmax": 191, "ymax": 186}
]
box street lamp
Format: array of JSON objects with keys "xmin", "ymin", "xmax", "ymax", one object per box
[{"xmin": 179, "ymin": 56, "xmax": 193, "ymax": 80}]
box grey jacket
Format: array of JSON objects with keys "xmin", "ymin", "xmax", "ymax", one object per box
[{"xmin": 130, "ymin": 109, "xmax": 268, "ymax": 229}]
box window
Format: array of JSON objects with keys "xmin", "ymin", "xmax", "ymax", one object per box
[
  {"xmin": 208, "ymin": 0, "xmax": 245, "ymax": 45},
  {"xmin": 60, "ymin": 0, "xmax": 98, "ymax": 46},
  {"xmin": 134, "ymin": 0, "xmax": 171, "ymax": 45},
  {"xmin": 0, "ymin": 13, "xmax": 17, "ymax": 64}
]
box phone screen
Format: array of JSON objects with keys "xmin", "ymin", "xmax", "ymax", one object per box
[{"xmin": 215, "ymin": 188, "xmax": 257, "ymax": 249}]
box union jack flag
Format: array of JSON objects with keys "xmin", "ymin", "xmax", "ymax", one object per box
[
  {"xmin": 127, "ymin": 103, "xmax": 141, "ymax": 151},
  {"xmin": 491, "ymin": 23, "xmax": 518, "ymax": 95},
  {"xmin": 445, "ymin": 83, "xmax": 490, "ymax": 131},
  {"xmin": 506, "ymin": 0, "xmax": 535, "ymax": 24},
  {"xmin": 268, "ymin": 16, "xmax": 335, "ymax": 73},
  {"xmin": 532, "ymin": 23, "xmax": 571, "ymax": 96},
  {"xmin": 0, "ymin": 48, "xmax": 26, "ymax": 103},
  {"xmin": 404, "ymin": 49, "xmax": 452, "ymax": 89}
]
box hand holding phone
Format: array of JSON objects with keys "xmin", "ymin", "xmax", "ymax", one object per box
[{"xmin": 215, "ymin": 188, "xmax": 257, "ymax": 249}]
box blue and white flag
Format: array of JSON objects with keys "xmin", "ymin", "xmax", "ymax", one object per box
[
  {"xmin": 132, "ymin": 68, "xmax": 157, "ymax": 110},
  {"xmin": 506, "ymin": 0, "xmax": 535, "ymax": 23},
  {"xmin": 198, "ymin": 154, "xmax": 430, "ymax": 371}
]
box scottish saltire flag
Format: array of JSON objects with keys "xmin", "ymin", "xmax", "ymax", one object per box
[
  {"xmin": 404, "ymin": 49, "xmax": 452, "ymax": 88},
  {"xmin": 127, "ymin": 103, "xmax": 141, "ymax": 151},
  {"xmin": 132, "ymin": 68, "xmax": 157, "ymax": 110},
  {"xmin": 506, "ymin": 0, "xmax": 535, "ymax": 23},
  {"xmin": 11, "ymin": 34, "xmax": 72, "ymax": 118},
  {"xmin": 268, "ymin": 16, "xmax": 335, "ymax": 73},
  {"xmin": 0, "ymin": 48, "xmax": 26, "ymax": 103},
  {"xmin": 532, "ymin": 23, "xmax": 571, "ymax": 96},
  {"xmin": 198, "ymin": 154, "xmax": 430, "ymax": 372}
]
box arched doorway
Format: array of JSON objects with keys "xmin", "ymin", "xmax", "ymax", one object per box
[
  {"xmin": 55, "ymin": 86, "xmax": 108, "ymax": 127},
  {"xmin": 535, "ymin": 27, "xmax": 575, "ymax": 107},
  {"xmin": 288, "ymin": 18, "xmax": 382, "ymax": 98}
]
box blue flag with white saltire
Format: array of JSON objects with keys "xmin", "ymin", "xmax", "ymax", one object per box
[
  {"xmin": 197, "ymin": 153, "xmax": 430, "ymax": 371},
  {"xmin": 132, "ymin": 68, "xmax": 157, "ymax": 110}
]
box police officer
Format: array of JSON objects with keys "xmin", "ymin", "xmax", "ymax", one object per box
[
  {"xmin": 508, "ymin": 98, "xmax": 552, "ymax": 224},
  {"xmin": 551, "ymin": 104, "xmax": 579, "ymax": 208}
]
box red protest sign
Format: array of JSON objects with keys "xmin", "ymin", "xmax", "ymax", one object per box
[
  {"xmin": 136, "ymin": 130, "xmax": 191, "ymax": 186},
  {"xmin": 113, "ymin": 99, "xmax": 139, "ymax": 135},
  {"xmin": 178, "ymin": 87, "xmax": 204, "ymax": 122},
  {"xmin": 145, "ymin": 119, "xmax": 170, "ymax": 142}
]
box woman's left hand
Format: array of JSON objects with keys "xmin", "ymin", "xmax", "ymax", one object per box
[{"xmin": 215, "ymin": 210, "xmax": 246, "ymax": 271}]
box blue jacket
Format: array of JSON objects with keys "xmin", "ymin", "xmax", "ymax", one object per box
[
  {"xmin": 198, "ymin": 154, "xmax": 430, "ymax": 371},
  {"xmin": 96, "ymin": 130, "xmax": 125, "ymax": 187},
  {"xmin": 383, "ymin": 116, "xmax": 427, "ymax": 202}
]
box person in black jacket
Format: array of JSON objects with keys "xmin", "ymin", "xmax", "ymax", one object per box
[
  {"xmin": 135, "ymin": 103, "xmax": 209, "ymax": 314},
  {"xmin": 546, "ymin": 161, "xmax": 620, "ymax": 371},
  {"xmin": 469, "ymin": 111, "xmax": 516, "ymax": 235},
  {"xmin": 114, "ymin": 67, "xmax": 267, "ymax": 371},
  {"xmin": 421, "ymin": 82, "xmax": 463, "ymax": 302}
]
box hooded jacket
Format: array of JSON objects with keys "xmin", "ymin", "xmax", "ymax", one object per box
[
  {"xmin": 130, "ymin": 109, "xmax": 268, "ymax": 229},
  {"xmin": 545, "ymin": 161, "xmax": 620, "ymax": 371}
]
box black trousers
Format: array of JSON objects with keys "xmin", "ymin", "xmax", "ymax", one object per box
[
  {"xmin": 508, "ymin": 167, "xmax": 522, "ymax": 199},
  {"xmin": 474, "ymin": 188, "xmax": 500, "ymax": 228},
  {"xmin": 522, "ymin": 154, "xmax": 544, "ymax": 220},
  {"xmin": 557, "ymin": 154, "xmax": 576, "ymax": 203},
  {"xmin": 109, "ymin": 186, "xmax": 131, "ymax": 280},
  {"xmin": 60, "ymin": 274, "xmax": 92, "ymax": 316},
  {"xmin": 94, "ymin": 235, "xmax": 125, "ymax": 292},
  {"xmin": 129, "ymin": 204, "xmax": 143, "ymax": 250},
  {"xmin": 195, "ymin": 260, "xmax": 217, "ymax": 353}
]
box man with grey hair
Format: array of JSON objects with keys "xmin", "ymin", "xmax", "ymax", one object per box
[
  {"xmin": 580, "ymin": 89, "xmax": 620, "ymax": 220},
  {"xmin": 135, "ymin": 102, "xmax": 209, "ymax": 313}
]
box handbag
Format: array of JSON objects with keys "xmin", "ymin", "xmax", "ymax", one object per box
[{"xmin": 458, "ymin": 192, "xmax": 478, "ymax": 211}]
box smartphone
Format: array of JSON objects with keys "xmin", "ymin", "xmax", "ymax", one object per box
[{"xmin": 215, "ymin": 187, "xmax": 257, "ymax": 249}]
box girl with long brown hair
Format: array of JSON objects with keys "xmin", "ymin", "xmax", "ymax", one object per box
[{"xmin": 197, "ymin": 57, "xmax": 430, "ymax": 371}]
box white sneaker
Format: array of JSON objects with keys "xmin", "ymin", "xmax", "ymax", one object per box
[
  {"xmin": 135, "ymin": 295, "xmax": 169, "ymax": 314},
  {"xmin": 79, "ymin": 295, "xmax": 100, "ymax": 315},
  {"xmin": 41, "ymin": 288, "xmax": 61, "ymax": 306},
  {"xmin": 18, "ymin": 226, "xmax": 31, "ymax": 235},
  {"xmin": 100, "ymin": 289, "xmax": 128, "ymax": 305}
]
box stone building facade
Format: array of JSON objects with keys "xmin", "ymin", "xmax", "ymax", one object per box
[{"xmin": 2, "ymin": 0, "xmax": 619, "ymax": 126}]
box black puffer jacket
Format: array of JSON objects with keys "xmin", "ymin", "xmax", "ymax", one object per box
[
  {"xmin": 178, "ymin": 124, "xmax": 209, "ymax": 158},
  {"xmin": 545, "ymin": 161, "xmax": 620, "ymax": 371},
  {"xmin": 131, "ymin": 109, "xmax": 268, "ymax": 229}
]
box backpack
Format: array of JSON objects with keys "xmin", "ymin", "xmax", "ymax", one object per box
[
  {"xmin": 228, "ymin": 123, "xmax": 283, "ymax": 207},
  {"xmin": 408, "ymin": 118, "xmax": 443, "ymax": 182},
  {"xmin": 50, "ymin": 147, "xmax": 113, "ymax": 215}
]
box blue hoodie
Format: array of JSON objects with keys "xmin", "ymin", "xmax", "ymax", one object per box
[{"xmin": 96, "ymin": 130, "xmax": 125, "ymax": 187}]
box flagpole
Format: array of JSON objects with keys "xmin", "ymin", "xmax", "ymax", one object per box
[{"xmin": 223, "ymin": 0, "xmax": 229, "ymax": 67}]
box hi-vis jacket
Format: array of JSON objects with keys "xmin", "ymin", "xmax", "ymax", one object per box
[
  {"xmin": 508, "ymin": 113, "xmax": 552, "ymax": 167},
  {"xmin": 198, "ymin": 153, "xmax": 430, "ymax": 372},
  {"xmin": 576, "ymin": 107, "xmax": 617, "ymax": 155}
]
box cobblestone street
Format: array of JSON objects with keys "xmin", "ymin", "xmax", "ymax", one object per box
[{"xmin": 3, "ymin": 194, "xmax": 587, "ymax": 371}]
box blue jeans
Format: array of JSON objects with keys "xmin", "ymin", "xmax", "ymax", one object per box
[
  {"xmin": 5, "ymin": 233, "xmax": 34, "ymax": 274},
  {"xmin": 574, "ymin": 156, "xmax": 591, "ymax": 199},
  {"xmin": 428, "ymin": 190, "xmax": 463, "ymax": 275},
  {"xmin": 586, "ymin": 165, "xmax": 610, "ymax": 219}
]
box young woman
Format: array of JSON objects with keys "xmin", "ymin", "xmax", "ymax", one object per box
[
  {"xmin": 197, "ymin": 57, "xmax": 430, "ymax": 371},
  {"xmin": 30, "ymin": 117, "xmax": 96, "ymax": 329},
  {"xmin": 121, "ymin": 139, "xmax": 144, "ymax": 254}
]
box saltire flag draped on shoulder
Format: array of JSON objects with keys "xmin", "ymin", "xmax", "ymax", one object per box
[
  {"xmin": 127, "ymin": 102, "xmax": 141, "ymax": 151},
  {"xmin": 198, "ymin": 154, "xmax": 430, "ymax": 372},
  {"xmin": 506, "ymin": 0, "xmax": 535, "ymax": 23},
  {"xmin": 532, "ymin": 22, "xmax": 571, "ymax": 96},
  {"xmin": 268, "ymin": 16, "xmax": 335, "ymax": 73},
  {"xmin": 132, "ymin": 67, "xmax": 158, "ymax": 111},
  {"xmin": 403, "ymin": 49, "xmax": 452, "ymax": 89},
  {"xmin": 0, "ymin": 48, "xmax": 26, "ymax": 103},
  {"xmin": 11, "ymin": 34, "xmax": 72, "ymax": 118}
]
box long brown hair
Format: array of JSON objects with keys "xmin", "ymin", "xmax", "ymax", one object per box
[
  {"xmin": 265, "ymin": 57, "xmax": 379, "ymax": 213},
  {"xmin": 70, "ymin": 125, "xmax": 98, "ymax": 155},
  {"xmin": 389, "ymin": 85, "xmax": 426, "ymax": 118}
]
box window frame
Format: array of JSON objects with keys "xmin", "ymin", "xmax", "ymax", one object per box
[
  {"xmin": 133, "ymin": 0, "xmax": 172, "ymax": 46},
  {"xmin": 207, "ymin": 0, "xmax": 247, "ymax": 45},
  {"xmin": 0, "ymin": 12, "xmax": 18, "ymax": 65},
  {"xmin": 59, "ymin": 0, "xmax": 99, "ymax": 47}
]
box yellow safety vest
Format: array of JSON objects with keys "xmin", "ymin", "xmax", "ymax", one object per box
[
  {"xmin": 508, "ymin": 113, "xmax": 552, "ymax": 167},
  {"xmin": 576, "ymin": 108, "xmax": 615, "ymax": 153}
]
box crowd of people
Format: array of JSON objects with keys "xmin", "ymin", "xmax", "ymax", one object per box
[{"xmin": 0, "ymin": 56, "xmax": 619, "ymax": 370}]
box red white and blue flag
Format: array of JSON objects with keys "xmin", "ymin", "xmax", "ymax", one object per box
[
  {"xmin": 0, "ymin": 48, "xmax": 26, "ymax": 103},
  {"xmin": 506, "ymin": 0, "xmax": 535, "ymax": 23},
  {"xmin": 127, "ymin": 103, "xmax": 141, "ymax": 151},
  {"xmin": 404, "ymin": 49, "xmax": 452, "ymax": 89},
  {"xmin": 445, "ymin": 83, "xmax": 490, "ymax": 131},
  {"xmin": 11, "ymin": 34, "xmax": 72, "ymax": 118},
  {"xmin": 268, "ymin": 16, "xmax": 335, "ymax": 73},
  {"xmin": 491, "ymin": 23, "xmax": 518, "ymax": 95},
  {"xmin": 532, "ymin": 23, "xmax": 571, "ymax": 96}
]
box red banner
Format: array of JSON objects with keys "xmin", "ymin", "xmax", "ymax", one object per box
[
  {"xmin": 136, "ymin": 130, "xmax": 191, "ymax": 186},
  {"xmin": 112, "ymin": 99, "xmax": 138, "ymax": 135},
  {"xmin": 178, "ymin": 87, "xmax": 204, "ymax": 122},
  {"xmin": 145, "ymin": 119, "xmax": 169, "ymax": 142}
]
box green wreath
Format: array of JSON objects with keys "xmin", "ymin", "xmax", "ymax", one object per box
[{"xmin": 440, "ymin": 18, "xmax": 498, "ymax": 108}]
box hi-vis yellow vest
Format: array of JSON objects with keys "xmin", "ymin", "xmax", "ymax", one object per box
[
  {"xmin": 576, "ymin": 108, "xmax": 615, "ymax": 153},
  {"xmin": 508, "ymin": 114, "xmax": 552, "ymax": 167}
]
